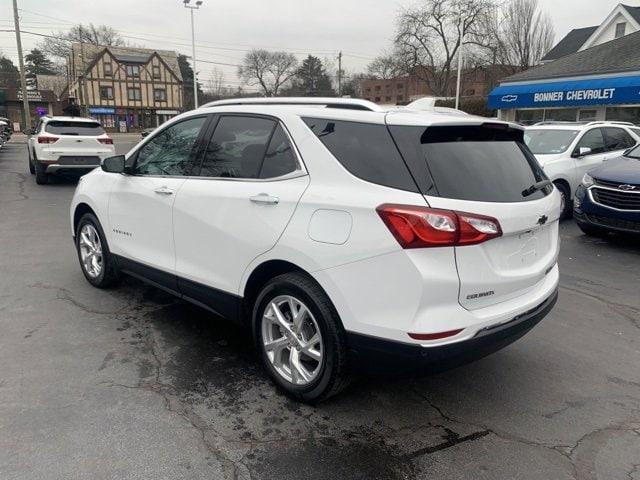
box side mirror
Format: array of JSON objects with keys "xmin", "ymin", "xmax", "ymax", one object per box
[
  {"xmin": 101, "ymin": 155, "xmax": 126, "ymax": 173},
  {"xmin": 572, "ymin": 146, "xmax": 592, "ymax": 158}
]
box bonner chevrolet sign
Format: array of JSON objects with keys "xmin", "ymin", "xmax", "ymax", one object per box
[{"xmin": 533, "ymin": 88, "xmax": 616, "ymax": 103}]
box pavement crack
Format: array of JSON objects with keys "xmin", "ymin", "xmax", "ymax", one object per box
[
  {"xmin": 29, "ymin": 282, "xmax": 133, "ymax": 315},
  {"xmin": 560, "ymin": 285, "xmax": 640, "ymax": 329},
  {"xmin": 404, "ymin": 429, "xmax": 490, "ymax": 459}
]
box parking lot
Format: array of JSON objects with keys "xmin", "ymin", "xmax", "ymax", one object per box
[{"xmin": 0, "ymin": 135, "xmax": 639, "ymax": 480}]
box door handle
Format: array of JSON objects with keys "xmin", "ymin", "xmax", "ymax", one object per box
[
  {"xmin": 250, "ymin": 193, "xmax": 279, "ymax": 205},
  {"xmin": 154, "ymin": 186, "xmax": 174, "ymax": 195}
]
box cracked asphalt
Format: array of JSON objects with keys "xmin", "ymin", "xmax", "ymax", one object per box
[{"xmin": 1, "ymin": 136, "xmax": 639, "ymax": 480}]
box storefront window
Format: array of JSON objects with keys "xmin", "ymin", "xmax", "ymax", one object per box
[
  {"xmin": 543, "ymin": 108, "xmax": 578, "ymax": 122},
  {"xmin": 516, "ymin": 109, "xmax": 544, "ymax": 125},
  {"xmin": 606, "ymin": 107, "xmax": 640, "ymax": 124}
]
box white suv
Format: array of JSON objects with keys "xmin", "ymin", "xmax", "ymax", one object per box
[
  {"xmin": 70, "ymin": 98, "xmax": 560, "ymax": 402},
  {"xmin": 524, "ymin": 121, "xmax": 640, "ymax": 218},
  {"xmin": 27, "ymin": 116, "xmax": 115, "ymax": 184}
]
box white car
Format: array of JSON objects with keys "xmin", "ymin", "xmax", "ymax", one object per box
[
  {"xmin": 27, "ymin": 116, "xmax": 115, "ymax": 184},
  {"xmin": 524, "ymin": 121, "xmax": 640, "ymax": 218},
  {"xmin": 70, "ymin": 98, "xmax": 560, "ymax": 402}
]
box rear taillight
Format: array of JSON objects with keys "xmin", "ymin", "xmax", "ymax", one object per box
[
  {"xmin": 377, "ymin": 204, "xmax": 502, "ymax": 248},
  {"xmin": 37, "ymin": 136, "xmax": 59, "ymax": 144},
  {"xmin": 98, "ymin": 137, "xmax": 113, "ymax": 145}
]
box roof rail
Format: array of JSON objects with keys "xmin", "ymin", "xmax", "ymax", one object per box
[
  {"xmin": 533, "ymin": 121, "xmax": 585, "ymax": 126},
  {"xmin": 199, "ymin": 97, "xmax": 385, "ymax": 112},
  {"xmin": 584, "ymin": 120, "xmax": 636, "ymax": 126}
]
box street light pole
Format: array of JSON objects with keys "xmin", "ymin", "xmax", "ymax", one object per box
[
  {"xmin": 12, "ymin": 0, "xmax": 31, "ymax": 130},
  {"xmin": 183, "ymin": 0, "xmax": 202, "ymax": 109}
]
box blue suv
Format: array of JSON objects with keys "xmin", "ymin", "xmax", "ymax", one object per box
[{"xmin": 574, "ymin": 144, "xmax": 640, "ymax": 236}]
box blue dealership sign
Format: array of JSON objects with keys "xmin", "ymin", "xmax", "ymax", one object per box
[
  {"xmin": 89, "ymin": 107, "xmax": 115, "ymax": 114},
  {"xmin": 488, "ymin": 75, "xmax": 640, "ymax": 109}
]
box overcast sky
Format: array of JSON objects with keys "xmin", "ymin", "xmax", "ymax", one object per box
[{"xmin": 1, "ymin": 0, "xmax": 638, "ymax": 90}]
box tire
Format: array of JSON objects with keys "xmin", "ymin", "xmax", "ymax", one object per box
[
  {"xmin": 75, "ymin": 213, "xmax": 120, "ymax": 288},
  {"xmin": 28, "ymin": 148, "xmax": 35, "ymax": 174},
  {"xmin": 555, "ymin": 182, "xmax": 572, "ymax": 220},
  {"xmin": 577, "ymin": 221, "xmax": 608, "ymax": 238},
  {"xmin": 253, "ymin": 272, "xmax": 351, "ymax": 403},
  {"xmin": 34, "ymin": 155, "xmax": 49, "ymax": 185}
]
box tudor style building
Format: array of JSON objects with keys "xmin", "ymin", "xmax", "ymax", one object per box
[{"xmin": 67, "ymin": 43, "xmax": 184, "ymax": 131}]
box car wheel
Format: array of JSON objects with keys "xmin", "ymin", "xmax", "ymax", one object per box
[
  {"xmin": 34, "ymin": 154, "xmax": 49, "ymax": 185},
  {"xmin": 577, "ymin": 221, "xmax": 608, "ymax": 238},
  {"xmin": 253, "ymin": 272, "xmax": 351, "ymax": 403},
  {"xmin": 28, "ymin": 148, "xmax": 35, "ymax": 174},
  {"xmin": 75, "ymin": 213, "xmax": 120, "ymax": 288},
  {"xmin": 555, "ymin": 182, "xmax": 572, "ymax": 220}
]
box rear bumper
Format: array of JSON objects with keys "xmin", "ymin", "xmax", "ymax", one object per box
[{"xmin": 346, "ymin": 288, "xmax": 558, "ymax": 376}]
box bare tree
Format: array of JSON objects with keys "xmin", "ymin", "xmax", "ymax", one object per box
[
  {"xmin": 366, "ymin": 53, "xmax": 403, "ymax": 80},
  {"xmin": 238, "ymin": 49, "xmax": 298, "ymax": 97},
  {"xmin": 35, "ymin": 75, "xmax": 67, "ymax": 100},
  {"xmin": 39, "ymin": 24, "xmax": 125, "ymax": 61},
  {"xmin": 206, "ymin": 67, "xmax": 226, "ymax": 97},
  {"xmin": 486, "ymin": 0, "xmax": 555, "ymax": 72},
  {"xmin": 394, "ymin": 0, "xmax": 495, "ymax": 96}
]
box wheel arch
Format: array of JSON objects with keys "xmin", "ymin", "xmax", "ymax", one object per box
[
  {"xmin": 553, "ymin": 177, "xmax": 572, "ymax": 197},
  {"xmin": 73, "ymin": 202, "xmax": 97, "ymax": 236}
]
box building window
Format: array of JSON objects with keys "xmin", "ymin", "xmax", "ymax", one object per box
[
  {"xmin": 100, "ymin": 86, "xmax": 113, "ymax": 100},
  {"xmin": 397, "ymin": 95, "xmax": 404, "ymax": 102},
  {"xmin": 397, "ymin": 83, "xmax": 404, "ymax": 90},
  {"xmin": 365, "ymin": 88, "xmax": 371, "ymax": 93},
  {"xmin": 154, "ymin": 88, "xmax": 167, "ymax": 101},
  {"xmin": 128, "ymin": 88, "xmax": 142, "ymax": 101},
  {"xmin": 152, "ymin": 65, "xmax": 161, "ymax": 80},
  {"xmin": 126, "ymin": 65, "xmax": 140, "ymax": 77},
  {"xmin": 615, "ymin": 22, "xmax": 626, "ymax": 38},
  {"xmin": 374, "ymin": 96, "xmax": 381, "ymax": 102},
  {"xmin": 385, "ymin": 96, "xmax": 392, "ymax": 102},
  {"xmin": 104, "ymin": 63, "xmax": 112, "ymax": 77},
  {"xmin": 375, "ymin": 85, "xmax": 381, "ymax": 91}
]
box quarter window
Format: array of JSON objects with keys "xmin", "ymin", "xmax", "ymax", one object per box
[
  {"xmin": 198, "ymin": 116, "xmax": 275, "ymax": 178},
  {"xmin": 603, "ymin": 127, "xmax": 636, "ymax": 151},
  {"xmin": 260, "ymin": 125, "xmax": 298, "ymax": 179},
  {"xmin": 576, "ymin": 128, "xmax": 606, "ymax": 155},
  {"xmin": 133, "ymin": 116, "xmax": 207, "ymax": 176}
]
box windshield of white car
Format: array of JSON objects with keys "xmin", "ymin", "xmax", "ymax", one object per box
[
  {"xmin": 45, "ymin": 121, "xmax": 106, "ymax": 136},
  {"xmin": 523, "ymin": 129, "xmax": 579, "ymax": 155},
  {"xmin": 624, "ymin": 144, "xmax": 640, "ymax": 159}
]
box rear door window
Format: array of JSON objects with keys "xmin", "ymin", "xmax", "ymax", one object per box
[
  {"xmin": 389, "ymin": 125, "xmax": 551, "ymax": 202},
  {"xmin": 45, "ymin": 121, "xmax": 105, "ymax": 136},
  {"xmin": 603, "ymin": 127, "xmax": 636, "ymax": 151},
  {"xmin": 303, "ymin": 118, "xmax": 418, "ymax": 192}
]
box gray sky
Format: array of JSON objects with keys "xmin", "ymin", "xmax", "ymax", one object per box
[{"xmin": 1, "ymin": 0, "xmax": 638, "ymax": 90}]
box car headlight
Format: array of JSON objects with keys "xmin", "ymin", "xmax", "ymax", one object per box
[{"xmin": 582, "ymin": 173, "xmax": 594, "ymax": 187}]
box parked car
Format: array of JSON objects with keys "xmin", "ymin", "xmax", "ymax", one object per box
[
  {"xmin": 574, "ymin": 144, "xmax": 640, "ymax": 236},
  {"xmin": 26, "ymin": 116, "xmax": 115, "ymax": 184},
  {"xmin": 70, "ymin": 98, "xmax": 560, "ymax": 402},
  {"xmin": 524, "ymin": 121, "xmax": 640, "ymax": 219}
]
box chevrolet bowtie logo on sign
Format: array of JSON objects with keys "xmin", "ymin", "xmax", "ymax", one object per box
[{"xmin": 501, "ymin": 94, "xmax": 518, "ymax": 102}]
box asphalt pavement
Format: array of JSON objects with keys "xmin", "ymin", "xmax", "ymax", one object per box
[{"xmin": 0, "ymin": 136, "xmax": 639, "ymax": 480}]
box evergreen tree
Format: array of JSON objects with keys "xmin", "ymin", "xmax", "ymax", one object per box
[
  {"xmin": 178, "ymin": 54, "xmax": 204, "ymax": 110},
  {"xmin": 25, "ymin": 49, "xmax": 56, "ymax": 89},
  {"xmin": 291, "ymin": 56, "xmax": 335, "ymax": 97},
  {"xmin": 0, "ymin": 55, "xmax": 20, "ymax": 89}
]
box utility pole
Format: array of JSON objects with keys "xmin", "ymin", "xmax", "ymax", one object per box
[
  {"xmin": 183, "ymin": 0, "xmax": 203, "ymax": 109},
  {"xmin": 12, "ymin": 0, "xmax": 31, "ymax": 130},
  {"xmin": 337, "ymin": 51, "xmax": 343, "ymax": 96}
]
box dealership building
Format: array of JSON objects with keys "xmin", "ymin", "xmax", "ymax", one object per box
[{"xmin": 489, "ymin": 3, "xmax": 640, "ymax": 124}]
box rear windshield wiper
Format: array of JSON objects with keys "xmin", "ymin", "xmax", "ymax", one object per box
[{"xmin": 522, "ymin": 180, "xmax": 552, "ymax": 197}]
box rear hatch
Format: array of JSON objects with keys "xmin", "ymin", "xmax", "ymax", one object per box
[
  {"xmin": 389, "ymin": 119, "xmax": 560, "ymax": 310},
  {"xmin": 44, "ymin": 120, "xmax": 113, "ymax": 159}
]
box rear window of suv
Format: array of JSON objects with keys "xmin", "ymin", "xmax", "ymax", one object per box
[
  {"xmin": 303, "ymin": 118, "xmax": 418, "ymax": 192},
  {"xmin": 389, "ymin": 125, "xmax": 552, "ymax": 203},
  {"xmin": 45, "ymin": 121, "xmax": 105, "ymax": 136}
]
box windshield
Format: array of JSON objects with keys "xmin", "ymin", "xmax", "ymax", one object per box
[
  {"xmin": 625, "ymin": 143, "xmax": 640, "ymax": 159},
  {"xmin": 523, "ymin": 129, "xmax": 579, "ymax": 154}
]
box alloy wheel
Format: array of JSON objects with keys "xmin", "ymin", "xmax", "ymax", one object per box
[
  {"xmin": 261, "ymin": 295, "xmax": 323, "ymax": 386},
  {"xmin": 78, "ymin": 224, "xmax": 103, "ymax": 278}
]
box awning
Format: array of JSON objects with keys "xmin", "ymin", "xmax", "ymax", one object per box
[{"xmin": 488, "ymin": 75, "xmax": 640, "ymax": 109}]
